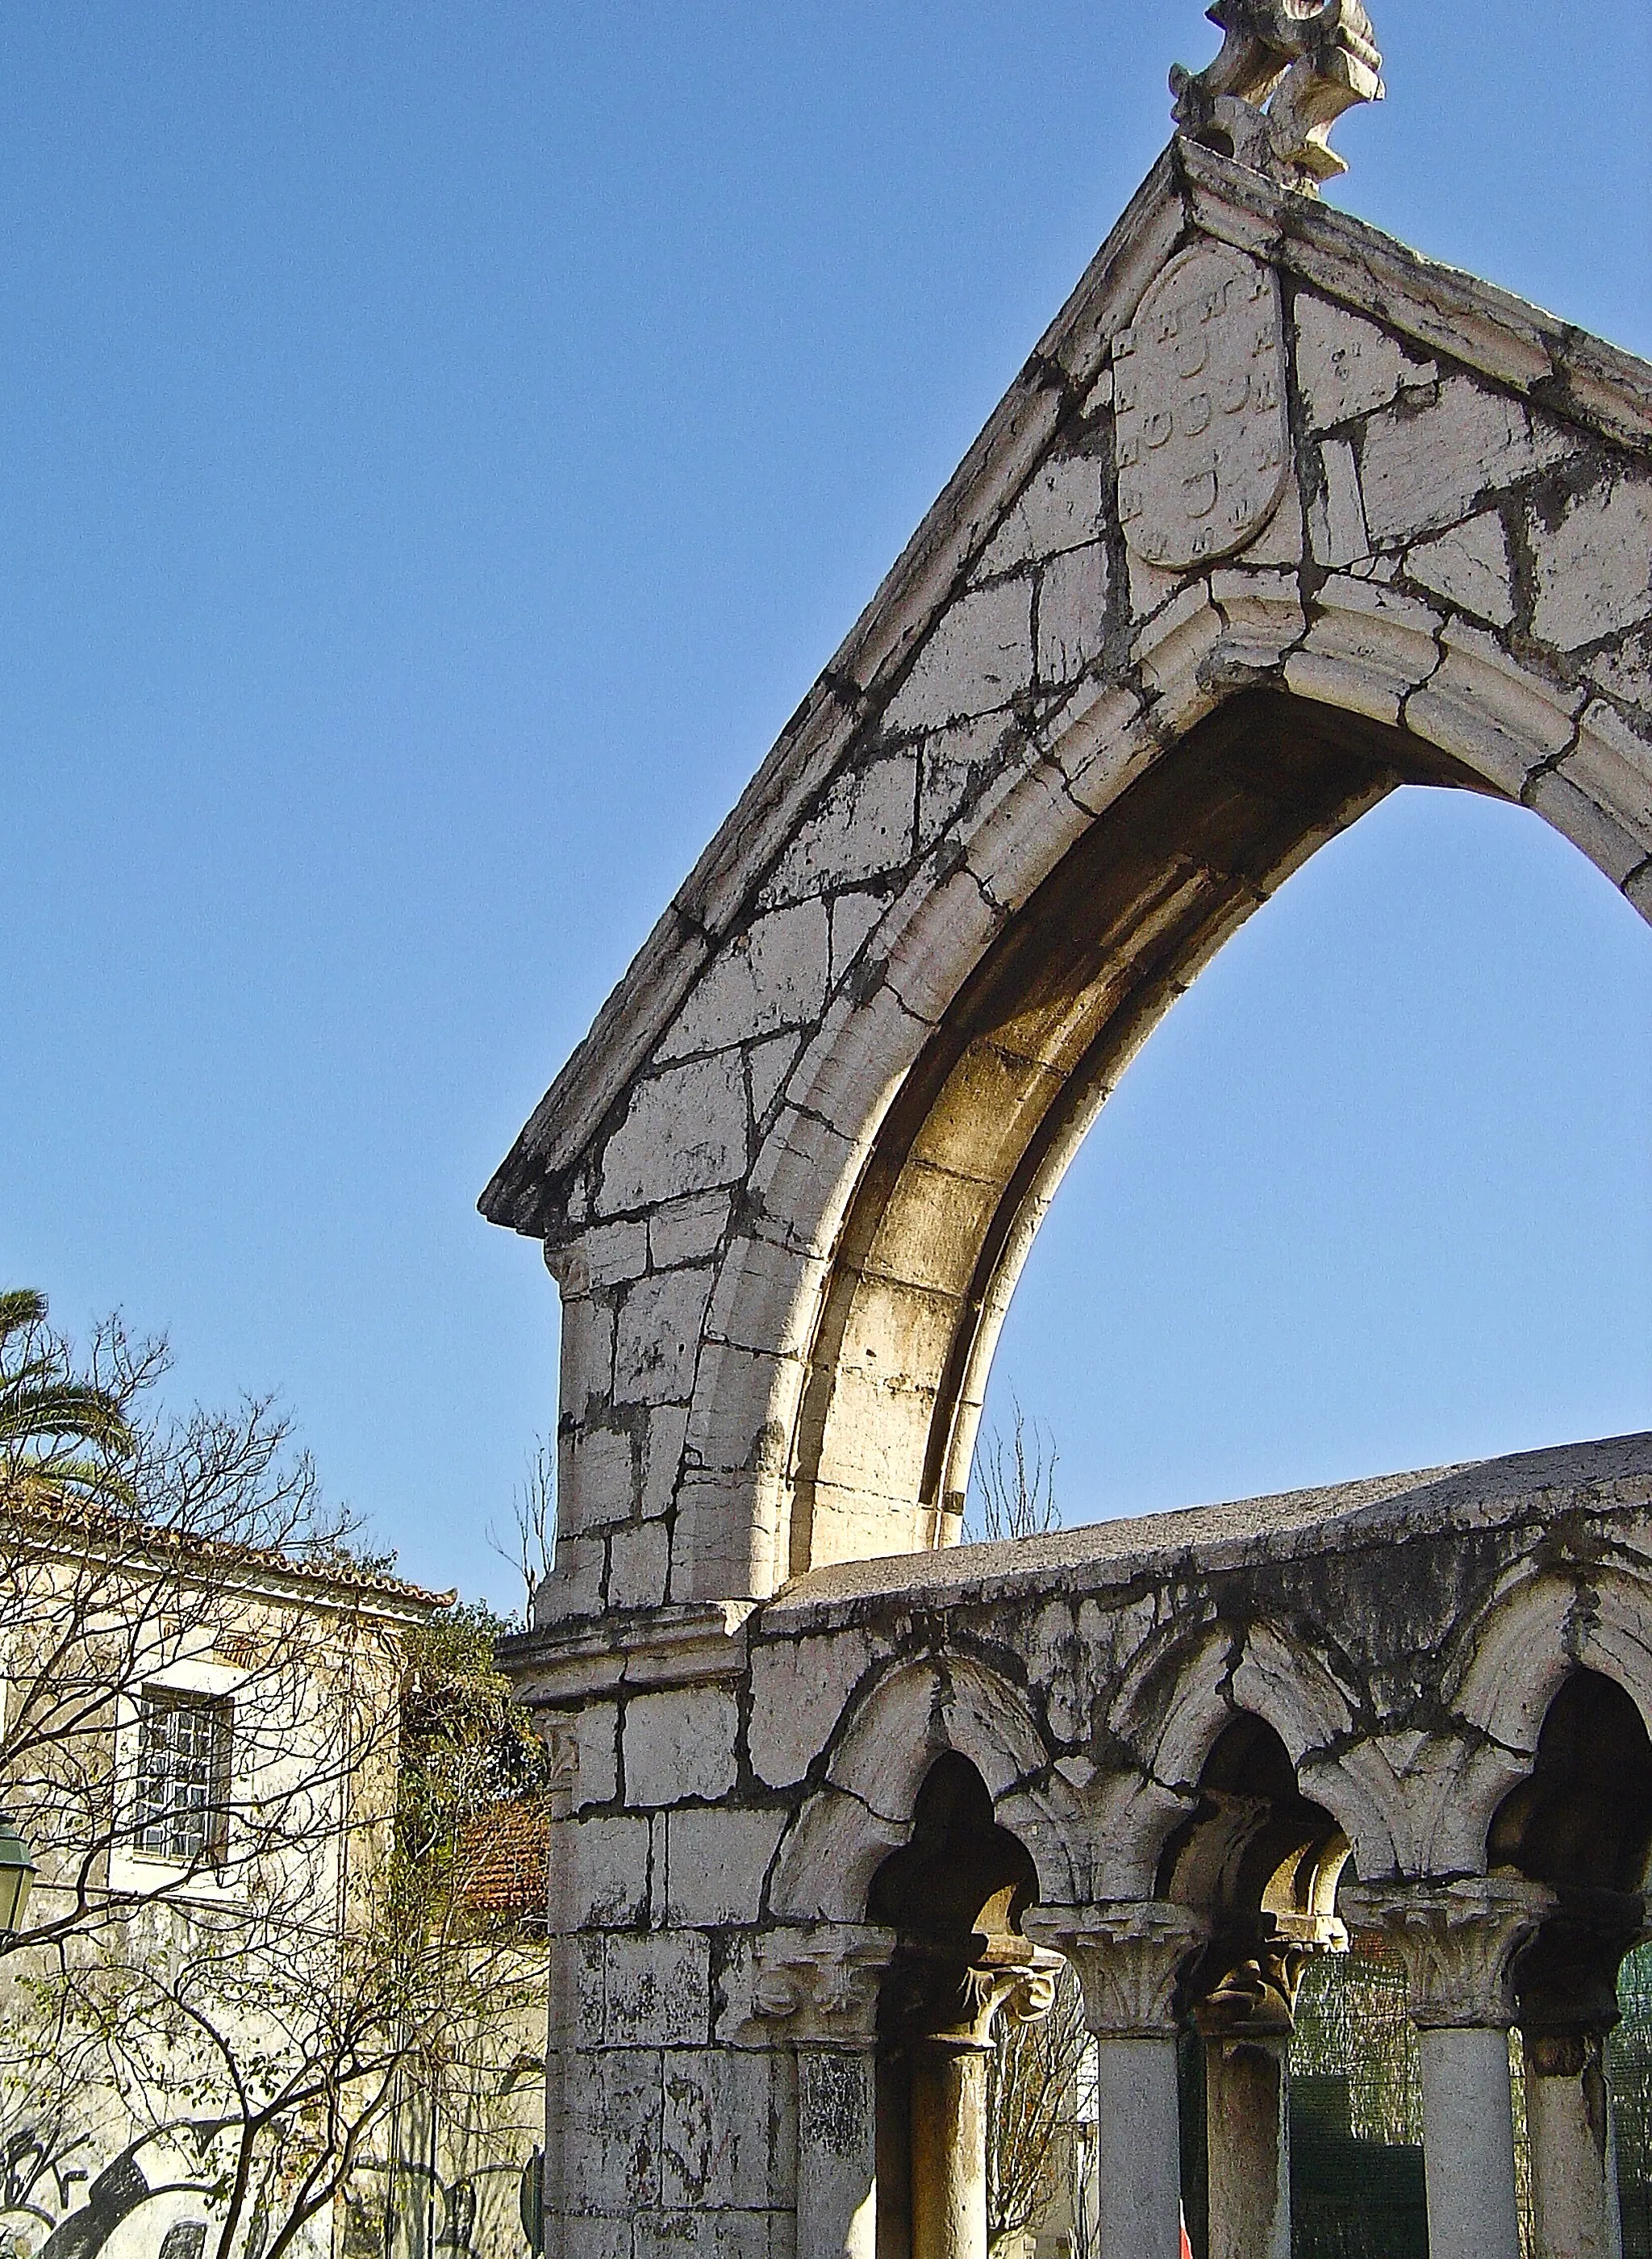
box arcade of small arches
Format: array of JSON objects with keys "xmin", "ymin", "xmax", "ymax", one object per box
[{"xmin": 751, "ymin": 1573, "xmax": 1652, "ymax": 2259}]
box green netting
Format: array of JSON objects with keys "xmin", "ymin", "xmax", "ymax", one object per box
[
  {"xmin": 1614, "ymin": 1944, "xmax": 1652, "ymax": 2259},
  {"xmin": 1288, "ymin": 1945, "xmax": 1427, "ymax": 2259}
]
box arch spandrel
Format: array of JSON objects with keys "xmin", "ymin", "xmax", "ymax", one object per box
[{"xmin": 483, "ymin": 138, "xmax": 1652, "ymax": 1622}]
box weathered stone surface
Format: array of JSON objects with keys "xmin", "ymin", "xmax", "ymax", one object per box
[
  {"xmin": 664, "ymin": 1804, "xmax": 788, "ymax": 1927},
  {"xmin": 1530, "ymin": 475, "xmax": 1652, "ymax": 649},
  {"xmin": 759, "ymin": 755, "xmax": 918, "ymax": 908},
  {"xmin": 977, "ymin": 452, "xmax": 1108, "ymax": 574},
  {"xmin": 1405, "ymin": 509, "xmax": 1514, "ymax": 625},
  {"xmin": 661, "ymin": 2049, "xmax": 786, "ymax": 2208},
  {"xmin": 606, "ymin": 1929, "xmax": 712, "ymax": 2048},
  {"xmin": 882, "ymin": 579, "xmax": 1033, "ymax": 733},
  {"xmin": 660, "ymin": 900, "xmax": 832, "ymax": 1061},
  {"xmin": 599, "ymin": 1052, "xmax": 749, "ymax": 1213},
  {"xmin": 1294, "ymin": 291, "xmax": 1415, "ymax": 429},
  {"xmin": 625, "ymin": 1684, "xmax": 740, "ymax": 1806},
  {"xmin": 1359, "ymin": 378, "xmax": 1566, "ymax": 542},
  {"xmin": 615, "ymin": 1266, "xmax": 716, "ymax": 1407},
  {"xmin": 1308, "ymin": 436, "xmax": 1370, "ymax": 568},
  {"xmin": 1037, "ymin": 540, "xmax": 1111, "ymax": 683},
  {"xmin": 749, "ymin": 1629, "xmax": 877, "ymax": 1789}
]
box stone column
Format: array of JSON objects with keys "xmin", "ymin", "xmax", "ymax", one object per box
[
  {"xmin": 1515, "ymin": 1894, "xmax": 1646, "ymax": 2259},
  {"xmin": 1346, "ymin": 1877, "xmax": 1554, "ymax": 2259},
  {"xmin": 1193, "ymin": 1915, "xmax": 1338, "ymax": 2259},
  {"xmin": 756, "ymin": 1927, "xmax": 894, "ymax": 2259},
  {"xmin": 1027, "ymin": 1901, "xmax": 1208, "ymax": 2259},
  {"xmin": 886, "ymin": 1945, "xmax": 1060, "ymax": 2259}
]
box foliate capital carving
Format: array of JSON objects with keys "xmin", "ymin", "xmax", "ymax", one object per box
[
  {"xmin": 1344, "ymin": 1877, "xmax": 1555, "ymax": 2031},
  {"xmin": 1194, "ymin": 1914, "xmax": 1345, "ymax": 2040},
  {"xmin": 1170, "ymin": 0, "xmax": 1384, "ymax": 194},
  {"xmin": 753, "ymin": 1924, "xmax": 894, "ymax": 2047},
  {"xmin": 1027, "ymin": 1901, "xmax": 1209, "ymax": 2040},
  {"xmin": 880, "ymin": 1942, "xmax": 1064, "ymax": 2056}
]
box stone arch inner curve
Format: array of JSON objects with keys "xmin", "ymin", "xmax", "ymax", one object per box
[{"xmin": 781, "ymin": 687, "xmax": 1481, "ymax": 1583}]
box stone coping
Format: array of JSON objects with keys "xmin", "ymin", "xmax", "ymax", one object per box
[{"xmin": 766, "ymin": 1430, "xmax": 1652, "ymax": 1622}]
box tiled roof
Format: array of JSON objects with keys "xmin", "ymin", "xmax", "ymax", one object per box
[
  {"xmin": 457, "ymin": 1796, "xmax": 550, "ymax": 1922},
  {"xmin": 3, "ymin": 1481, "xmax": 455, "ymax": 1612}
]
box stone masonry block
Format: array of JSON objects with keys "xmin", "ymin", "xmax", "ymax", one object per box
[
  {"xmin": 828, "ymin": 888, "xmax": 891, "ymax": 983},
  {"xmin": 977, "ymin": 452, "xmax": 1107, "ymax": 574},
  {"xmin": 745, "ymin": 1031, "xmax": 795, "ymax": 1128},
  {"xmin": 1531, "ymin": 474, "xmax": 1652, "ymax": 650},
  {"xmin": 759, "ymin": 754, "xmax": 917, "ymax": 907},
  {"xmin": 606, "ymin": 1929, "xmax": 713, "ymax": 2048},
  {"xmin": 567, "ymin": 1422, "xmax": 637, "ymax": 1530},
  {"xmin": 562, "ymin": 2041, "xmax": 661, "ymax": 2214},
  {"xmin": 1037, "ymin": 541, "xmax": 1110, "ymax": 684},
  {"xmin": 1405, "ymin": 509, "xmax": 1514, "ymax": 626},
  {"xmin": 916, "ymin": 713, "xmax": 1022, "ymax": 850},
  {"xmin": 649, "ymin": 1191, "xmax": 734, "ymax": 1273},
  {"xmin": 1308, "ymin": 437, "xmax": 1370, "ymax": 570},
  {"xmin": 607, "ymin": 1516, "xmax": 672, "ymax": 1610},
  {"xmin": 1405, "ymin": 622, "xmax": 1581, "ymax": 798},
  {"xmin": 1359, "ymin": 377, "xmax": 1568, "ymax": 543},
  {"xmin": 624, "ymin": 1683, "xmax": 741, "ymax": 1806},
  {"xmin": 641, "ymin": 1402, "xmax": 693, "ymax": 1519},
  {"xmin": 599, "ymin": 1051, "xmax": 749, "ymax": 1213},
  {"xmin": 883, "ymin": 579, "xmax": 1034, "ymax": 733},
  {"xmin": 664, "ymin": 1803, "xmax": 787, "ymax": 1926},
  {"xmin": 1294, "ymin": 292, "xmax": 1416, "ymax": 429},
  {"xmin": 749, "ymin": 1629, "xmax": 877, "ymax": 1789},
  {"xmin": 615, "ymin": 1264, "xmax": 715, "ymax": 1407},
  {"xmin": 572, "ymin": 1810, "xmax": 653, "ymax": 1928},
  {"xmin": 661, "ymin": 2048, "xmax": 786, "ymax": 2209},
  {"xmin": 572, "ymin": 1701, "xmax": 621, "ymax": 1811},
  {"xmin": 1564, "ymin": 702, "xmax": 1652, "ymax": 846},
  {"xmin": 659, "ymin": 900, "xmax": 832, "ymax": 1061},
  {"xmin": 1530, "ymin": 768, "xmax": 1646, "ymax": 887},
  {"xmin": 634, "ymin": 2212, "xmax": 782, "ymax": 2259},
  {"xmin": 1589, "ymin": 630, "xmax": 1652, "ymax": 712},
  {"xmin": 1294, "ymin": 575, "xmax": 1442, "ymax": 722}
]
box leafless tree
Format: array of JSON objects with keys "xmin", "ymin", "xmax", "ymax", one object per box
[
  {"xmin": 986, "ymin": 1962, "xmax": 1092, "ymax": 2256},
  {"xmin": 966, "ymin": 1401, "xmax": 1060, "ymax": 1543},
  {"xmin": 0, "ymin": 1297, "xmax": 548, "ymax": 2259}
]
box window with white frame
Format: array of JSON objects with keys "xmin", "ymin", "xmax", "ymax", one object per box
[{"xmin": 133, "ymin": 1689, "xmax": 232, "ymax": 1862}]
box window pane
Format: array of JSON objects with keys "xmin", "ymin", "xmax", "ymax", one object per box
[{"xmin": 135, "ymin": 1691, "xmax": 230, "ymax": 1862}]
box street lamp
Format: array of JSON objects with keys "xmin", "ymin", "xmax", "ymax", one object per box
[{"xmin": 0, "ymin": 1810, "xmax": 36, "ymax": 1935}]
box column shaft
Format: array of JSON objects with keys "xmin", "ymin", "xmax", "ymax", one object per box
[
  {"xmin": 1092, "ymin": 2034, "xmax": 1185, "ymax": 2259},
  {"xmin": 910, "ymin": 2044, "xmax": 990, "ymax": 2259},
  {"xmin": 1418, "ymin": 2026, "xmax": 1523, "ymax": 2259},
  {"xmin": 796, "ymin": 2045, "xmax": 878, "ymax": 2259},
  {"xmin": 1525, "ymin": 2033, "xmax": 1623, "ymax": 2259},
  {"xmin": 1205, "ymin": 2031, "xmax": 1290, "ymax": 2259}
]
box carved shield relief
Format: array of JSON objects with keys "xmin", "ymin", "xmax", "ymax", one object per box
[{"xmin": 1114, "ymin": 244, "xmax": 1291, "ymax": 571}]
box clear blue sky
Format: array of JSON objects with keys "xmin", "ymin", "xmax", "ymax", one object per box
[{"xmin": 2, "ymin": 5, "xmax": 1648, "ymax": 1607}]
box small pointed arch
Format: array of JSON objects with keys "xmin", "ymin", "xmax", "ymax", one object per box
[
  {"xmin": 1419, "ymin": 1566, "xmax": 1652, "ymax": 1873},
  {"xmin": 766, "ymin": 1651, "xmax": 1087, "ymax": 1923},
  {"xmin": 1091, "ymin": 1616, "xmax": 1406, "ymax": 1896}
]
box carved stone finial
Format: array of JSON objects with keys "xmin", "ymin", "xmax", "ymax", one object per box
[{"xmin": 1170, "ymin": 0, "xmax": 1384, "ymax": 195}]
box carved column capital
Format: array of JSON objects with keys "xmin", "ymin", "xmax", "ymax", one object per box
[
  {"xmin": 753, "ymin": 1923, "xmax": 895, "ymax": 2048},
  {"xmin": 1195, "ymin": 1910, "xmax": 1347, "ymax": 2040},
  {"xmin": 1028, "ymin": 1900, "xmax": 1209, "ymax": 2040},
  {"xmin": 1344, "ymin": 1877, "xmax": 1555, "ymax": 2030},
  {"xmin": 878, "ymin": 1940, "xmax": 1063, "ymax": 2057}
]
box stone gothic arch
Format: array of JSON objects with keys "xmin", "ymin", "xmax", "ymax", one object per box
[{"xmin": 484, "ymin": 138, "xmax": 1651, "ymax": 1625}]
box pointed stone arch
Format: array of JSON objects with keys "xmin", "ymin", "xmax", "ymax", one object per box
[
  {"xmin": 484, "ymin": 139, "xmax": 1652, "ymax": 1620},
  {"xmin": 767, "ymin": 1653, "xmax": 1089, "ymax": 1923}
]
